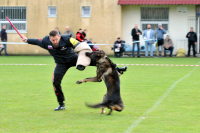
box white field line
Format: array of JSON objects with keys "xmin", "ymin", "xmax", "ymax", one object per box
[
  {"xmin": 0, "ymin": 64, "xmax": 47, "ymax": 65},
  {"xmin": 117, "ymin": 64, "xmax": 200, "ymax": 67},
  {"xmin": 124, "ymin": 62, "xmax": 199, "ymax": 133}
]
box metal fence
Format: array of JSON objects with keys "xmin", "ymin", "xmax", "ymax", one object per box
[
  {"xmin": 141, "ymin": 7, "xmax": 169, "ymax": 21},
  {"xmin": 0, "ymin": 7, "xmax": 26, "ymax": 31}
]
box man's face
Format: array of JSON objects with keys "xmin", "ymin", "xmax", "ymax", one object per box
[
  {"xmin": 79, "ymin": 30, "xmax": 82, "ymax": 33},
  {"xmin": 49, "ymin": 35, "xmax": 61, "ymax": 48},
  {"xmin": 117, "ymin": 39, "xmax": 121, "ymax": 42},
  {"xmin": 66, "ymin": 27, "xmax": 70, "ymax": 31},
  {"xmin": 147, "ymin": 25, "xmax": 151, "ymax": 29},
  {"xmin": 190, "ymin": 28, "xmax": 193, "ymax": 32},
  {"xmin": 2, "ymin": 25, "xmax": 6, "ymax": 29},
  {"xmin": 135, "ymin": 25, "xmax": 138, "ymax": 29},
  {"xmin": 166, "ymin": 36, "xmax": 169, "ymax": 40}
]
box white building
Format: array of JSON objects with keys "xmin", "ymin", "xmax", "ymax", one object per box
[{"xmin": 119, "ymin": 0, "xmax": 200, "ymax": 54}]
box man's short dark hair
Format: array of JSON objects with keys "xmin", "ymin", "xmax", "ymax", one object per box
[
  {"xmin": 49, "ymin": 30, "xmax": 59, "ymax": 37},
  {"xmin": 117, "ymin": 37, "xmax": 120, "ymax": 39},
  {"xmin": 79, "ymin": 28, "xmax": 82, "ymax": 30}
]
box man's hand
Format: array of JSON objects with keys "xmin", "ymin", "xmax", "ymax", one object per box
[
  {"xmin": 188, "ymin": 35, "xmax": 190, "ymax": 37},
  {"xmin": 22, "ymin": 37, "xmax": 27, "ymax": 43},
  {"xmin": 165, "ymin": 45, "xmax": 170, "ymax": 49},
  {"xmin": 195, "ymin": 42, "xmax": 197, "ymax": 45},
  {"xmin": 160, "ymin": 26, "xmax": 163, "ymax": 30},
  {"xmin": 152, "ymin": 42, "xmax": 155, "ymax": 44}
]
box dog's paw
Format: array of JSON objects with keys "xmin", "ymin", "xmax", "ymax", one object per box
[
  {"xmin": 101, "ymin": 110, "xmax": 106, "ymax": 114},
  {"xmin": 76, "ymin": 80, "xmax": 83, "ymax": 84}
]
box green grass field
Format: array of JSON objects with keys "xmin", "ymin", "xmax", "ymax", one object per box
[{"xmin": 0, "ymin": 56, "xmax": 200, "ymax": 133}]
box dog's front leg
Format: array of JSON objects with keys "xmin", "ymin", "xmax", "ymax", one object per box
[{"xmin": 76, "ymin": 76, "xmax": 102, "ymax": 84}]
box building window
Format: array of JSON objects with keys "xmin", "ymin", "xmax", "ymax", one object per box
[
  {"xmin": 141, "ymin": 7, "xmax": 169, "ymax": 31},
  {"xmin": 82, "ymin": 6, "xmax": 90, "ymax": 17},
  {"xmin": 48, "ymin": 6, "xmax": 57, "ymax": 17},
  {"xmin": 0, "ymin": 7, "xmax": 27, "ymax": 33}
]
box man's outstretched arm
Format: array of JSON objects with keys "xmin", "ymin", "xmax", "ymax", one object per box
[{"xmin": 22, "ymin": 37, "xmax": 46, "ymax": 49}]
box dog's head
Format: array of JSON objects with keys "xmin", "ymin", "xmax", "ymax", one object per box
[{"xmin": 85, "ymin": 50, "xmax": 106, "ymax": 65}]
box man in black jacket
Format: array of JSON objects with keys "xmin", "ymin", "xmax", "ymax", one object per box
[
  {"xmin": 22, "ymin": 30, "xmax": 127, "ymax": 111},
  {"xmin": 131, "ymin": 24, "xmax": 142, "ymax": 57},
  {"xmin": 114, "ymin": 37, "xmax": 125, "ymax": 58},
  {"xmin": 186, "ymin": 27, "xmax": 197, "ymax": 57},
  {"xmin": 0, "ymin": 25, "xmax": 8, "ymax": 56}
]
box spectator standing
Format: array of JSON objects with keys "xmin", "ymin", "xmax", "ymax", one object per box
[
  {"xmin": 186, "ymin": 27, "xmax": 197, "ymax": 57},
  {"xmin": 76, "ymin": 29, "xmax": 84, "ymax": 42},
  {"xmin": 164, "ymin": 35, "xmax": 174, "ymax": 57},
  {"xmin": 114, "ymin": 37, "xmax": 125, "ymax": 58},
  {"xmin": 0, "ymin": 25, "xmax": 8, "ymax": 56},
  {"xmin": 82, "ymin": 29, "xmax": 87, "ymax": 41},
  {"xmin": 131, "ymin": 24, "xmax": 142, "ymax": 57},
  {"xmin": 55, "ymin": 27, "xmax": 61, "ymax": 35},
  {"xmin": 63, "ymin": 26, "xmax": 74, "ymax": 38},
  {"xmin": 155, "ymin": 23, "xmax": 166, "ymax": 58},
  {"xmin": 143, "ymin": 24, "xmax": 156, "ymax": 57}
]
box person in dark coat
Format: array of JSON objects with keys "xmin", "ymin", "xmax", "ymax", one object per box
[
  {"xmin": 131, "ymin": 24, "xmax": 142, "ymax": 57},
  {"xmin": 0, "ymin": 25, "xmax": 8, "ymax": 56},
  {"xmin": 186, "ymin": 27, "xmax": 197, "ymax": 57},
  {"xmin": 82, "ymin": 29, "xmax": 87, "ymax": 41},
  {"xmin": 114, "ymin": 37, "xmax": 125, "ymax": 58}
]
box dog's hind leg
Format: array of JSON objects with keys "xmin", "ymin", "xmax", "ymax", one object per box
[{"xmin": 107, "ymin": 109, "xmax": 113, "ymax": 115}]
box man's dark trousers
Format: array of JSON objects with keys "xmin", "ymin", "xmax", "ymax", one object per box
[
  {"xmin": 188, "ymin": 41, "xmax": 196, "ymax": 56},
  {"xmin": 114, "ymin": 48, "xmax": 124, "ymax": 57},
  {"xmin": 0, "ymin": 40, "xmax": 8, "ymax": 55},
  {"xmin": 164, "ymin": 46, "xmax": 174, "ymax": 56},
  {"xmin": 132, "ymin": 39, "xmax": 140, "ymax": 57},
  {"xmin": 52, "ymin": 54, "xmax": 96, "ymax": 103}
]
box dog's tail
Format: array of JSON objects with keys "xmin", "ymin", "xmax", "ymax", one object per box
[{"xmin": 85, "ymin": 100, "xmax": 112, "ymax": 108}]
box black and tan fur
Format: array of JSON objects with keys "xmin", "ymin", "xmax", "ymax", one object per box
[{"xmin": 76, "ymin": 50, "xmax": 124, "ymax": 115}]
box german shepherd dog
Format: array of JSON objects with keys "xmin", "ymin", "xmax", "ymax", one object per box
[{"xmin": 76, "ymin": 50, "xmax": 124, "ymax": 115}]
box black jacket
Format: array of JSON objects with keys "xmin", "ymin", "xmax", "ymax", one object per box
[
  {"xmin": 82, "ymin": 32, "xmax": 86, "ymax": 39},
  {"xmin": 27, "ymin": 35, "xmax": 77, "ymax": 64},
  {"xmin": 1, "ymin": 29, "xmax": 7, "ymax": 41},
  {"xmin": 186, "ymin": 32, "xmax": 197, "ymax": 42},
  {"xmin": 131, "ymin": 28, "xmax": 142, "ymax": 40},
  {"xmin": 114, "ymin": 40, "xmax": 125, "ymax": 48}
]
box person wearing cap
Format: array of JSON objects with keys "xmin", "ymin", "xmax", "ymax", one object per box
[
  {"xmin": 131, "ymin": 24, "xmax": 142, "ymax": 57},
  {"xmin": 155, "ymin": 23, "xmax": 166, "ymax": 58},
  {"xmin": 113, "ymin": 37, "xmax": 125, "ymax": 58},
  {"xmin": 186, "ymin": 27, "xmax": 197, "ymax": 57},
  {"xmin": 163, "ymin": 35, "xmax": 174, "ymax": 57},
  {"xmin": 76, "ymin": 29, "xmax": 84, "ymax": 42},
  {"xmin": 63, "ymin": 26, "xmax": 74, "ymax": 38}
]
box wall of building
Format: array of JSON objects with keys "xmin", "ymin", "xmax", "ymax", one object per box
[
  {"xmin": 122, "ymin": 5, "xmax": 196, "ymax": 55},
  {"xmin": 0, "ymin": 0, "xmax": 122, "ymax": 55}
]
